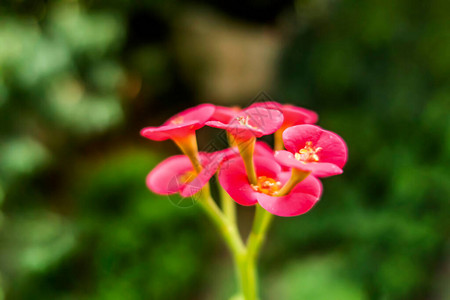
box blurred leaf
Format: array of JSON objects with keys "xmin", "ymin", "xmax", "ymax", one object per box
[
  {"xmin": 0, "ymin": 211, "xmax": 76, "ymax": 274},
  {"xmin": 268, "ymin": 255, "xmax": 367, "ymax": 300},
  {"xmin": 0, "ymin": 137, "xmax": 49, "ymax": 184}
]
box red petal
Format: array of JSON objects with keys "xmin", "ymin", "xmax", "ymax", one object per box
[
  {"xmin": 282, "ymin": 104, "xmax": 318, "ymax": 125},
  {"xmin": 218, "ymin": 157, "xmax": 258, "ymax": 206},
  {"xmin": 146, "ymin": 155, "xmax": 193, "ymax": 195},
  {"xmin": 140, "ymin": 120, "xmax": 198, "ymax": 141},
  {"xmin": 209, "ymin": 105, "xmax": 240, "ymax": 123},
  {"xmin": 141, "ymin": 104, "xmax": 215, "ymax": 141},
  {"xmin": 243, "ymin": 107, "xmax": 284, "ymax": 136},
  {"xmin": 180, "ymin": 153, "xmax": 221, "ymax": 197},
  {"xmin": 164, "ymin": 103, "xmax": 215, "ymax": 126}
]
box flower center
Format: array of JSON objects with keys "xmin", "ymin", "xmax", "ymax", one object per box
[
  {"xmin": 295, "ymin": 141, "xmax": 322, "ymax": 163},
  {"xmin": 171, "ymin": 116, "xmax": 184, "ymax": 125},
  {"xmin": 236, "ymin": 116, "xmax": 257, "ymax": 129},
  {"xmin": 251, "ymin": 176, "xmax": 281, "ymax": 196}
]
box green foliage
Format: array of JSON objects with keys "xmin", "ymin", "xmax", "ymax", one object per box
[
  {"xmin": 268, "ymin": 256, "xmax": 368, "ymax": 300},
  {"xmin": 272, "ymin": 0, "xmax": 450, "ymax": 298}
]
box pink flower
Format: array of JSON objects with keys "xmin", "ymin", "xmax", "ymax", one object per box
[
  {"xmin": 147, "ymin": 152, "xmax": 222, "ymax": 197},
  {"xmin": 218, "ymin": 156, "xmax": 322, "ymax": 217},
  {"xmin": 250, "ymin": 101, "xmax": 318, "ymax": 126},
  {"xmin": 140, "ymin": 104, "xmax": 215, "ymax": 141},
  {"xmin": 206, "ymin": 107, "xmax": 284, "ymax": 141},
  {"xmin": 275, "ymin": 124, "xmax": 347, "ymax": 177}
]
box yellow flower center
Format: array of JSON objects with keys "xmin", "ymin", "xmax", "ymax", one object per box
[
  {"xmin": 236, "ymin": 116, "xmax": 258, "ymax": 129},
  {"xmin": 251, "ymin": 176, "xmax": 281, "ymax": 196},
  {"xmin": 295, "ymin": 141, "xmax": 322, "ymax": 163},
  {"xmin": 179, "ymin": 170, "xmax": 196, "ymax": 184},
  {"xmin": 171, "ymin": 116, "xmax": 184, "ymax": 125}
]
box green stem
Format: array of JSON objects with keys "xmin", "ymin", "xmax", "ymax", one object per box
[
  {"xmin": 236, "ymin": 252, "xmax": 258, "ymax": 300},
  {"xmin": 234, "ymin": 205, "xmax": 274, "ymax": 300},
  {"xmin": 197, "ymin": 187, "xmax": 245, "ymax": 256},
  {"xmin": 197, "ymin": 188, "xmax": 274, "ymax": 300},
  {"xmin": 217, "ymin": 174, "xmax": 237, "ymax": 224},
  {"xmin": 247, "ymin": 205, "xmax": 273, "ymax": 262}
]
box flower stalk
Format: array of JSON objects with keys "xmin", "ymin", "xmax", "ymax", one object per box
[
  {"xmin": 196, "ymin": 183, "xmax": 274, "ymax": 300},
  {"xmin": 174, "ymin": 134, "xmax": 202, "ymax": 174},
  {"xmin": 218, "ymin": 175, "xmax": 237, "ymax": 224},
  {"xmin": 277, "ymin": 168, "xmax": 311, "ymax": 196},
  {"xmin": 274, "ymin": 129, "xmax": 284, "ymax": 151},
  {"xmin": 236, "ymin": 137, "xmax": 257, "ymax": 185}
]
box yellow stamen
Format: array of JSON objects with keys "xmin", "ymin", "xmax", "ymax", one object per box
[
  {"xmin": 295, "ymin": 141, "xmax": 322, "ymax": 163},
  {"xmin": 251, "ymin": 176, "xmax": 282, "ymax": 196},
  {"xmin": 236, "ymin": 116, "xmax": 258, "ymax": 129}
]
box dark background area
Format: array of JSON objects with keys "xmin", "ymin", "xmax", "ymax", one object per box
[{"xmin": 0, "ymin": 0, "xmax": 449, "ymax": 299}]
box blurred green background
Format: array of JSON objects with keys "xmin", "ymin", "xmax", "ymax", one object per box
[{"xmin": 0, "ymin": 0, "xmax": 449, "ymax": 299}]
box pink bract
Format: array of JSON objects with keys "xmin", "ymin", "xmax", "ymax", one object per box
[
  {"xmin": 276, "ymin": 124, "xmax": 348, "ymax": 177},
  {"xmin": 250, "ymin": 101, "xmax": 318, "ymax": 126},
  {"xmin": 140, "ymin": 104, "xmax": 215, "ymax": 141},
  {"xmin": 218, "ymin": 156, "xmax": 322, "ymax": 216},
  {"xmin": 147, "ymin": 152, "xmax": 220, "ymax": 197},
  {"xmin": 275, "ymin": 150, "xmax": 343, "ymax": 177},
  {"xmin": 209, "ymin": 105, "xmax": 241, "ymax": 123},
  {"xmin": 206, "ymin": 107, "xmax": 283, "ymax": 141}
]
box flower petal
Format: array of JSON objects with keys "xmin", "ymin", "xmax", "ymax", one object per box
[
  {"xmin": 298, "ymin": 162, "xmax": 343, "ymax": 177},
  {"xmin": 165, "ymin": 103, "xmax": 215, "ymax": 126},
  {"xmin": 146, "ymin": 155, "xmax": 193, "ymax": 195},
  {"xmin": 250, "ymin": 102, "xmax": 318, "ymax": 125},
  {"xmin": 206, "ymin": 107, "xmax": 283, "ymax": 140},
  {"xmin": 179, "ymin": 153, "xmax": 221, "ymax": 197},
  {"xmin": 249, "ymin": 101, "xmax": 282, "ymax": 110},
  {"xmin": 282, "ymin": 104, "xmax": 318, "ymax": 125},
  {"xmin": 218, "ymin": 157, "xmax": 258, "ymax": 206},
  {"xmin": 243, "ymin": 107, "xmax": 284, "ymax": 136},
  {"xmin": 141, "ymin": 104, "xmax": 215, "ymax": 141},
  {"xmin": 254, "ymin": 141, "xmax": 274, "ymax": 158},
  {"xmin": 206, "ymin": 120, "xmax": 264, "ymax": 140},
  {"xmin": 254, "ymin": 156, "xmax": 282, "ymax": 177},
  {"xmin": 209, "ymin": 105, "xmax": 240, "ymax": 123},
  {"xmin": 218, "ymin": 156, "xmax": 281, "ymax": 206},
  {"xmin": 274, "ymin": 150, "xmax": 310, "ymax": 171},
  {"xmin": 257, "ymin": 176, "xmax": 322, "ymax": 217},
  {"xmin": 140, "ymin": 120, "xmax": 198, "ymax": 141}
]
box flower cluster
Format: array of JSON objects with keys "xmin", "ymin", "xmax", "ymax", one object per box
[{"xmin": 141, "ymin": 102, "xmax": 347, "ymax": 217}]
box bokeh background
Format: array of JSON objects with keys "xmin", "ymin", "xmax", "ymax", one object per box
[{"xmin": 0, "ymin": 0, "xmax": 449, "ymax": 299}]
